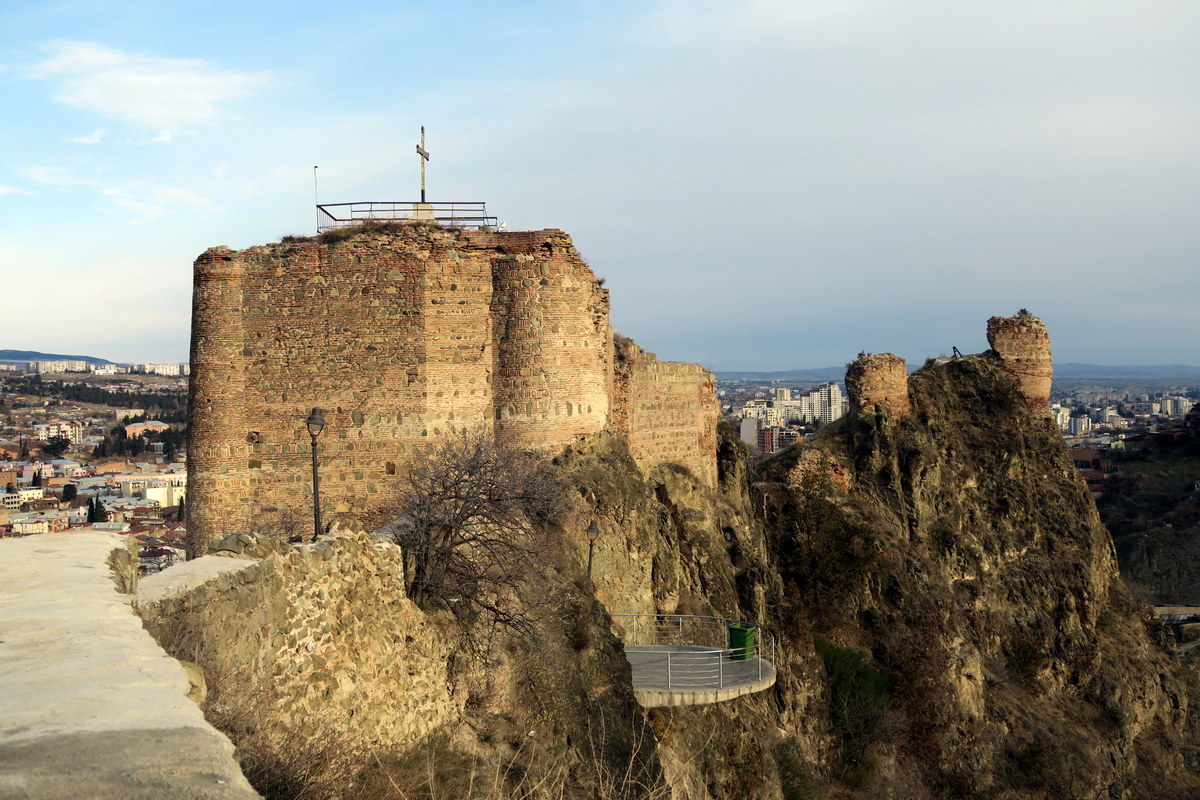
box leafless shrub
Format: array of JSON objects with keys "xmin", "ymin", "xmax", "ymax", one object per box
[
  {"xmin": 255, "ymin": 505, "xmax": 308, "ymax": 543},
  {"xmin": 377, "ymin": 427, "xmax": 566, "ymax": 644}
]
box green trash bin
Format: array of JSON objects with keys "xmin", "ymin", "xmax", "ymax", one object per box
[{"xmin": 728, "ymin": 623, "xmax": 756, "ymax": 661}]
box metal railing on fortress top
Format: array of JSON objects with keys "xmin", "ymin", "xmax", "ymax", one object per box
[
  {"xmin": 610, "ymin": 613, "xmax": 776, "ymax": 691},
  {"xmin": 316, "ymin": 202, "xmax": 498, "ymax": 232}
]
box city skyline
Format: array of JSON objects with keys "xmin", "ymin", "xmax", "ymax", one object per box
[{"xmin": 4, "ymin": 1, "xmax": 1199, "ymax": 369}]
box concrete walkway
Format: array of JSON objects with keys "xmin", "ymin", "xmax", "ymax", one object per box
[
  {"xmin": 0, "ymin": 533, "xmax": 260, "ymax": 799},
  {"xmin": 624, "ymin": 644, "xmax": 776, "ymax": 707}
]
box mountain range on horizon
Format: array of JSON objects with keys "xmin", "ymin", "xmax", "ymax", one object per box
[
  {"xmin": 3, "ymin": 349, "xmax": 1198, "ymax": 384},
  {"xmin": 716, "ymin": 362, "xmax": 1200, "ymax": 383},
  {"xmin": 0, "ymin": 349, "xmax": 117, "ymax": 366}
]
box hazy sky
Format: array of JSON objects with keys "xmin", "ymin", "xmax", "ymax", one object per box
[{"xmin": 4, "ymin": 1, "xmax": 1199, "ymax": 370}]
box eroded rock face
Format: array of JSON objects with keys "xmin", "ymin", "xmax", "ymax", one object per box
[
  {"xmin": 145, "ymin": 343, "xmax": 1200, "ymax": 799},
  {"xmin": 762, "ymin": 354, "xmax": 1200, "ymax": 798}
]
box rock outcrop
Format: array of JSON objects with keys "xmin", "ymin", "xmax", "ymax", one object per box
[{"xmin": 150, "ymin": 312, "xmax": 1200, "ymax": 798}]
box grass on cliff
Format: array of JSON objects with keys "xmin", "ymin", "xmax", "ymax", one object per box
[
  {"xmin": 317, "ymin": 219, "xmax": 441, "ymax": 244},
  {"xmin": 813, "ymin": 636, "xmax": 891, "ymax": 776},
  {"xmin": 354, "ymin": 724, "xmax": 671, "ymax": 800}
]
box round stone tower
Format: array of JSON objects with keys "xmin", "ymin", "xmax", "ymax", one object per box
[
  {"xmin": 846, "ymin": 353, "xmax": 910, "ymax": 419},
  {"xmin": 186, "ymin": 247, "xmax": 249, "ymax": 557},
  {"xmin": 986, "ymin": 310, "xmax": 1053, "ymax": 408}
]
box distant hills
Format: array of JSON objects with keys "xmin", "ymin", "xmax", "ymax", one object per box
[
  {"xmin": 0, "ymin": 349, "xmax": 115, "ymax": 365},
  {"xmin": 717, "ymin": 363, "xmax": 1200, "ymax": 384},
  {"xmin": 1054, "ymin": 363, "xmax": 1200, "ymax": 382},
  {"xmin": 4, "ymin": 349, "xmax": 1198, "ymax": 385},
  {"xmin": 716, "ymin": 367, "xmax": 846, "ymax": 382}
]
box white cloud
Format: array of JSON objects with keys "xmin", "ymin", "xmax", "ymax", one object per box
[
  {"xmin": 28, "ymin": 41, "xmax": 270, "ymax": 133},
  {"xmin": 68, "ymin": 129, "xmax": 104, "ymax": 144},
  {"xmin": 21, "ymin": 165, "xmax": 97, "ymax": 187},
  {"xmin": 101, "ymin": 185, "xmax": 215, "ymax": 221},
  {"xmin": 0, "ymin": 185, "xmax": 36, "ymax": 196},
  {"xmin": 20, "ymin": 164, "xmax": 213, "ymax": 220}
]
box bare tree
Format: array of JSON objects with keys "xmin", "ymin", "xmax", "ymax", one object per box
[{"xmin": 378, "ymin": 427, "xmax": 565, "ymax": 636}]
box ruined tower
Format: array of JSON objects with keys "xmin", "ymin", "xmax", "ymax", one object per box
[
  {"xmin": 986, "ymin": 310, "xmax": 1053, "ymax": 408},
  {"xmin": 845, "ymin": 353, "xmax": 910, "ymax": 419}
]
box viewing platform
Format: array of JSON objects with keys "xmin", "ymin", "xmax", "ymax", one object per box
[
  {"xmin": 611, "ymin": 613, "xmax": 776, "ymax": 707},
  {"xmin": 316, "ymin": 201, "xmax": 497, "ymax": 232}
]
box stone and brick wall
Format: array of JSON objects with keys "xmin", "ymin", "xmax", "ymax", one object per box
[
  {"xmin": 846, "ymin": 353, "xmax": 909, "ymax": 419},
  {"xmin": 611, "ymin": 339, "xmax": 719, "ymax": 488},
  {"xmin": 188, "ymin": 225, "xmax": 714, "ymax": 554},
  {"xmin": 986, "ymin": 311, "xmax": 1053, "ymax": 407}
]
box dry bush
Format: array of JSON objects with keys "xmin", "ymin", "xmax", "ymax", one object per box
[
  {"xmin": 376, "ymin": 427, "xmax": 567, "ymax": 644},
  {"xmin": 355, "ymin": 719, "xmax": 670, "ymax": 800}
]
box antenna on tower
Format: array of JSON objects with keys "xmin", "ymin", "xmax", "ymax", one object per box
[{"xmin": 313, "ymin": 166, "xmax": 320, "ymax": 234}]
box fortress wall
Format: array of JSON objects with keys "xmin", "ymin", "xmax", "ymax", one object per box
[
  {"xmin": 188, "ymin": 225, "xmax": 717, "ymax": 552},
  {"xmin": 480, "ymin": 230, "xmax": 612, "ymax": 450},
  {"xmin": 187, "ymin": 248, "xmax": 252, "ymax": 556},
  {"xmin": 986, "ymin": 312, "xmax": 1053, "ymax": 407},
  {"xmin": 188, "ymin": 228, "xmax": 498, "ymax": 553},
  {"xmin": 613, "ymin": 341, "xmax": 719, "ymax": 488},
  {"xmin": 846, "ymin": 353, "xmax": 910, "ymax": 419}
]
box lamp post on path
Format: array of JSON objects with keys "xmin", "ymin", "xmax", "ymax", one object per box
[{"xmin": 305, "ymin": 407, "xmax": 327, "ymax": 542}]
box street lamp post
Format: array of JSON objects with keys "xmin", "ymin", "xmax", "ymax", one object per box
[
  {"xmin": 305, "ymin": 407, "xmax": 327, "ymax": 542},
  {"xmin": 587, "ymin": 520, "xmax": 600, "ymax": 579}
]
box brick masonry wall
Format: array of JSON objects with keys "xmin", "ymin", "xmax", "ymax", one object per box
[
  {"xmin": 611, "ymin": 339, "xmax": 719, "ymax": 488},
  {"xmin": 986, "ymin": 312, "xmax": 1053, "ymax": 408},
  {"xmin": 187, "ymin": 225, "xmax": 717, "ymax": 555},
  {"xmin": 845, "ymin": 353, "xmax": 910, "ymax": 419},
  {"xmin": 480, "ymin": 230, "xmax": 612, "ymax": 449}
]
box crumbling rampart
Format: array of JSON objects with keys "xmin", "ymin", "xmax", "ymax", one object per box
[
  {"xmin": 986, "ymin": 310, "xmax": 1053, "ymax": 407},
  {"xmin": 845, "ymin": 352, "xmax": 909, "ymax": 419},
  {"xmin": 610, "ymin": 338, "xmax": 719, "ymax": 487},
  {"xmin": 844, "ymin": 313, "xmax": 1054, "ymax": 425},
  {"xmin": 188, "ymin": 225, "xmax": 716, "ymax": 553}
]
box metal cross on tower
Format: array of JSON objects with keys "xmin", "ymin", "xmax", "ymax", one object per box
[{"xmin": 416, "ymin": 126, "xmax": 430, "ymax": 203}]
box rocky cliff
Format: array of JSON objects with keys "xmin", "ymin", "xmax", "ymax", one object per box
[
  {"xmin": 146, "ymin": 325, "xmax": 1200, "ymax": 799},
  {"xmin": 573, "ymin": 347, "xmax": 1200, "ymax": 798}
]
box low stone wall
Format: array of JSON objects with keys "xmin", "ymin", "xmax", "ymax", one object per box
[
  {"xmin": 137, "ymin": 532, "xmax": 458, "ymax": 776},
  {"xmin": 0, "ymin": 532, "xmax": 258, "ymax": 799}
]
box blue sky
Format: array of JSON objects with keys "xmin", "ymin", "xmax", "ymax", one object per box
[{"xmin": 4, "ymin": 0, "xmax": 1199, "ymax": 370}]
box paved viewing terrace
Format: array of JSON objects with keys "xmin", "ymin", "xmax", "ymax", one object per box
[{"xmin": 612, "ymin": 613, "xmax": 776, "ymax": 707}]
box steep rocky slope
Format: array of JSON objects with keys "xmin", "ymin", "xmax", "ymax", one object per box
[
  {"xmin": 143, "ymin": 350, "xmax": 1200, "ymax": 799},
  {"xmin": 573, "ymin": 353, "xmax": 1200, "ymax": 798}
]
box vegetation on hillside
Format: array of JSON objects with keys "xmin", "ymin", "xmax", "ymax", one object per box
[{"xmin": 1101, "ymin": 409, "xmax": 1200, "ymax": 604}]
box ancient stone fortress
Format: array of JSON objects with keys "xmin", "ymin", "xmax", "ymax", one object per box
[
  {"xmin": 845, "ymin": 311, "xmax": 1054, "ymax": 417},
  {"xmin": 187, "ymin": 224, "xmax": 719, "ymax": 552}
]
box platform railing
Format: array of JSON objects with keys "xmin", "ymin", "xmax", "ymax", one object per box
[
  {"xmin": 610, "ymin": 613, "xmax": 776, "ymax": 691},
  {"xmin": 317, "ymin": 201, "xmax": 497, "ymax": 232}
]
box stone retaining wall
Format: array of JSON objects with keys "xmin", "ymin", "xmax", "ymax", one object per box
[
  {"xmin": 138, "ymin": 533, "xmax": 457, "ymax": 768},
  {"xmin": 0, "ymin": 532, "xmax": 258, "ymax": 799}
]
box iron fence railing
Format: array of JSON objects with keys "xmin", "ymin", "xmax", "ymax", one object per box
[
  {"xmin": 316, "ymin": 201, "xmax": 497, "ymax": 232},
  {"xmin": 610, "ymin": 613, "xmax": 776, "ymax": 691}
]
